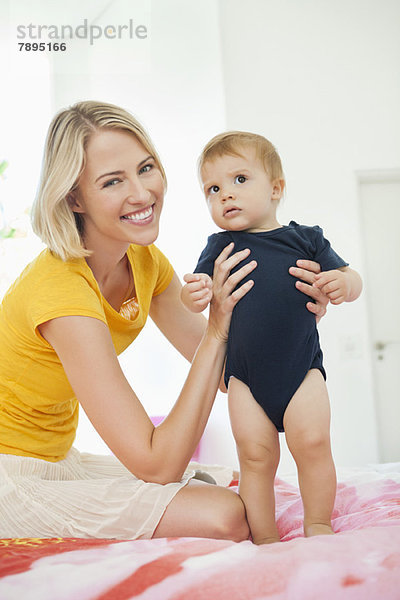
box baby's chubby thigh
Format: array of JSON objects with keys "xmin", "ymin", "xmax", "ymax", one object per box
[
  {"xmin": 283, "ymin": 369, "xmax": 331, "ymax": 459},
  {"xmin": 228, "ymin": 376, "xmax": 280, "ymax": 474}
]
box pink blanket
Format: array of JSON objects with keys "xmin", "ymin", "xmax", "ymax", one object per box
[{"xmin": 1, "ymin": 464, "xmax": 399, "ymax": 599}]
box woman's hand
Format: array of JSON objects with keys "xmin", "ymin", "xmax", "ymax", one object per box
[
  {"xmin": 208, "ymin": 243, "xmax": 257, "ymax": 342},
  {"xmin": 289, "ymin": 259, "xmax": 329, "ymax": 324}
]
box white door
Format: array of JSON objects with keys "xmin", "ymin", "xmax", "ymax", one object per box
[{"xmin": 359, "ymin": 173, "xmax": 400, "ymax": 462}]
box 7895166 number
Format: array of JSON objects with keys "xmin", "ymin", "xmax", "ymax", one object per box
[{"xmin": 18, "ymin": 42, "xmax": 67, "ymax": 51}]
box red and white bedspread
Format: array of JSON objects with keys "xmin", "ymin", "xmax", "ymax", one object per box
[{"xmin": 1, "ymin": 464, "xmax": 399, "ymax": 599}]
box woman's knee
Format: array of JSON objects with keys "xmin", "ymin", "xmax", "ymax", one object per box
[
  {"xmin": 153, "ymin": 482, "xmax": 249, "ymax": 541},
  {"xmin": 214, "ymin": 491, "xmax": 249, "ymax": 542}
]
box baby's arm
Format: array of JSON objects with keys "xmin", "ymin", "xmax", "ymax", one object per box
[
  {"xmin": 313, "ymin": 266, "xmax": 362, "ymax": 305},
  {"xmin": 181, "ymin": 272, "xmax": 213, "ymax": 313}
]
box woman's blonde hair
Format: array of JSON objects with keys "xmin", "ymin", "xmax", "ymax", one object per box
[
  {"xmin": 198, "ymin": 131, "xmax": 285, "ymax": 183},
  {"xmin": 32, "ymin": 100, "xmax": 166, "ymax": 261}
]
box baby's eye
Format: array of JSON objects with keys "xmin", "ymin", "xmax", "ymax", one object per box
[
  {"xmin": 234, "ymin": 175, "xmax": 247, "ymax": 184},
  {"xmin": 208, "ymin": 185, "xmax": 220, "ymax": 194},
  {"xmin": 103, "ymin": 178, "xmax": 121, "ymax": 188}
]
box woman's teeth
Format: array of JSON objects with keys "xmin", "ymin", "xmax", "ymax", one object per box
[{"xmin": 122, "ymin": 206, "xmax": 153, "ymax": 222}]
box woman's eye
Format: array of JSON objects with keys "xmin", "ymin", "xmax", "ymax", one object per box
[
  {"xmin": 103, "ymin": 178, "xmax": 121, "ymax": 188},
  {"xmin": 209, "ymin": 185, "xmax": 220, "ymax": 194},
  {"xmin": 139, "ymin": 164, "xmax": 153, "ymax": 174},
  {"xmin": 234, "ymin": 175, "xmax": 246, "ymax": 184}
]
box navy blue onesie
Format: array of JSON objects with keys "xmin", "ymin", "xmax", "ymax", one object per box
[{"xmin": 194, "ymin": 221, "xmax": 348, "ymax": 431}]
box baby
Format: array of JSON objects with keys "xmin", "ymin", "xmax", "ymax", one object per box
[{"xmin": 181, "ymin": 132, "xmax": 362, "ymax": 543}]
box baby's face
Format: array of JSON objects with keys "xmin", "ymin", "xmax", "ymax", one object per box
[{"xmin": 200, "ymin": 148, "xmax": 283, "ymax": 232}]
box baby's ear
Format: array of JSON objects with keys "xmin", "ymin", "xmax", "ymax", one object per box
[{"xmin": 272, "ymin": 179, "xmax": 285, "ymax": 199}]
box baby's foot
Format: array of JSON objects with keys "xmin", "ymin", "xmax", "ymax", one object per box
[{"xmin": 305, "ymin": 523, "xmax": 334, "ymax": 537}]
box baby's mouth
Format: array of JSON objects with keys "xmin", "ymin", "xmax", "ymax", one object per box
[{"xmin": 223, "ymin": 206, "xmax": 241, "ymax": 217}]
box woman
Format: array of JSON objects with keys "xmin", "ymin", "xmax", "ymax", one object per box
[{"xmin": 0, "ymin": 101, "xmax": 328, "ymax": 540}]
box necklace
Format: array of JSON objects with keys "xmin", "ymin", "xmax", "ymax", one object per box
[
  {"xmin": 119, "ymin": 261, "xmax": 139, "ymax": 320},
  {"xmin": 123, "ymin": 262, "xmax": 134, "ymax": 303}
]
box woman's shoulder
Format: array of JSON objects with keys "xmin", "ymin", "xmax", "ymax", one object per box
[
  {"xmin": 3, "ymin": 249, "xmax": 99, "ymax": 309},
  {"xmin": 1, "ymin": 249, "xmax": 107, "ymax": 332},
  {"xmin": 20, "ymin": 249, "xmax": 95, "ymax": 288}
]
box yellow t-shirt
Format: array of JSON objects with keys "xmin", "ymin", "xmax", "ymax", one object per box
[{"xmin": 0, "ymin": 244, "xmax": 174, "ymax": 462}]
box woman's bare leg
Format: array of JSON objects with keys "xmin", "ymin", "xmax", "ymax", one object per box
[
  {"xmin": 229, "ymin": 377, "xmax": 281, "ymax": 544},
  {"xmin": 153, "ymin": 479, "xmax": 249, "ymax": 541},
  {"xmin": 284, "ymin": 369, "xmax": 336, "ymax": 537}
]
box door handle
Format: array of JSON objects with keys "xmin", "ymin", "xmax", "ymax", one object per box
[
  {"xmin": 374, "ymin": 341, "xmax": 400, "ymax": 350},
  {"xmin": 374, "ymin": 341, "xmax": 386, "ymax": 351},
  {"xmin": 374, "ymin": 340, "xmax": 400, "ymax": 360}
]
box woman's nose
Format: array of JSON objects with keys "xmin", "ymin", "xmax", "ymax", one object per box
[{"xmin": 126, "ymin": 179, "xmax": 151, "ymax": 204}]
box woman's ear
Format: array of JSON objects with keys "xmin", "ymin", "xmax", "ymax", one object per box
[
  {"xmin": 67, "ymin": 190, "xmax": 84, "ymax": 214},
  {"xmin": 272, "ymin": 179, "xmax": 285, "ymax": 200}
]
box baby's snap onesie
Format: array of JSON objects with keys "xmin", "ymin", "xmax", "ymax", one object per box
[{"xmin": 194, "ymin": 221, "xmax": 348, "ymax": 431}]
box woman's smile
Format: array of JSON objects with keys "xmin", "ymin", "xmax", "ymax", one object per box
[{"xmin": 120, "ymin": 204, "xmax": 155, "ymax": 225}]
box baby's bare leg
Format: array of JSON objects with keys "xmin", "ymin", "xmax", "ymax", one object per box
[
  {"xmin": 229, "ymin": 377, "xmax": 280, "ymax": 544},
  {"xmin": 283, "ymin": 369, "xmax": 336, "ymax": 537}
]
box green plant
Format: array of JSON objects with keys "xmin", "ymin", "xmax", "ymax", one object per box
[
  {"xmin": 0, "ymin": 160, "xmax": 8, "ymax": 177},
  {"xmin": 0, "ymin": 160, "xmax": 18, "ymax": 240}
]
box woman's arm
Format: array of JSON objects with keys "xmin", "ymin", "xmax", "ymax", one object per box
[
  {"xmin": 150, "ymin": 272, "xmax": 207, "ymax": 362},
  {"xmin": 150, "ymin": 272, "xmax": 226, "ymax": 391},
  {"xmin": 288, "ymin": 260, "xmax": 329, "ymax": 323},
  {"xmin": 40, "ymin": 245, "xmax": 256, "ymax": 485}
]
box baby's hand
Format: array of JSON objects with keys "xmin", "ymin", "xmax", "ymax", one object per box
[
  {"xmin": 182, "ymin": 273, "xmax": 213, "ymax": 312},
  {"xmin": 313, "ymin": 269, "xmax": 350, "ymax": 305}
]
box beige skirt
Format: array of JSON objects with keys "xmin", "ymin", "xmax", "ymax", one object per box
[{"xmin": 0, "ymin": 448, "xmax": 233, "ymax": 540}]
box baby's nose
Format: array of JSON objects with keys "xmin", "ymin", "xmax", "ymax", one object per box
[{"xmin": 221, "ymin": 188, "xmax": 234, "ymax": 201}]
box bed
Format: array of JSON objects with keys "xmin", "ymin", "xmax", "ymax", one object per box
[{"xmin": 1, "ymin": 463, "xmax": 399, "ymax": 599}]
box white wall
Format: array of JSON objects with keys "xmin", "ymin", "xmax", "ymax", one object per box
[{"xmin": 218, "ymin": 0, "xmax": 400, "ymax": 471}]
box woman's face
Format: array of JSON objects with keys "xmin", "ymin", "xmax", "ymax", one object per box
[{"xmin": 72, "ymin": 129, "xmax": 165, "ymax": 250}]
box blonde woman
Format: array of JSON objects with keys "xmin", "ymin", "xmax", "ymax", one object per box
[{"xmin": 0, "ymin": 102, "xmax": 328, "ymax": 540}]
